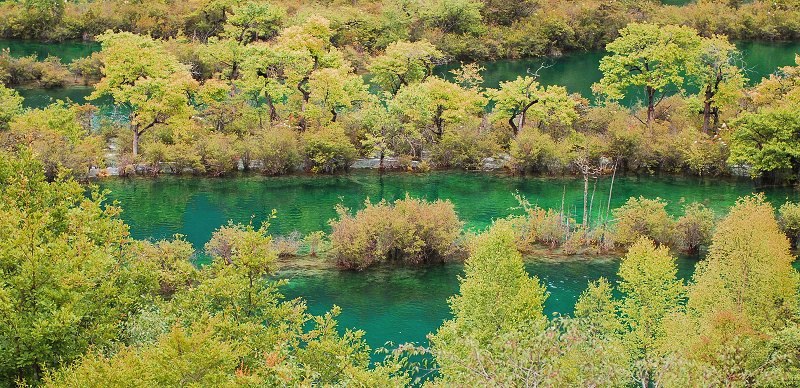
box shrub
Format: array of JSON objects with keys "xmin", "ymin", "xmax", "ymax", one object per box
[
  {"xmin": 612, "ymin": 197, "xmax": 675, "ymax": 247},
  {"xmin": 304, "ymin": 231, "xmax": 327, "ymax": 256},
  {"xmin": 303, "ymin": 125, "xmax": 357, "ymax": 173},
  {"xmin": 509, "ymin": 127, "xmax": 566, "ymax": 173},
  {"xmin": 520, "ymin": 206, "xmax": 566, "ymax": 248},
  {"xmin": 778, "ymin": 202, "xmax": 800, "ymax": 248},
  {"xmin": 675, "ymin": 202, "xmax": 715, "ymax": 254},
  {"xmin": 252, "ymin": 127, "xmax": 302, "ymax": 175},
  {"xmin": 37, "ymin": 56, "xmax": 71, "ymax": 88},
  {"xmin": 429, "ymin": 127, "xmax": 497, "ymax": 169},
  {"xmin": 196, "ymin": 132, "xmax": 238, "ymax": 176},
  {"xmin": 329, "ymin": 196, "xmax": 464, "ymax": 270},
  {"xmin": 0, "ymin": 84, "xmax": 23, "ymax": 130},
  {"xmin": 273, "ymin": 231, "xmax": 302, "ymax": 257}
]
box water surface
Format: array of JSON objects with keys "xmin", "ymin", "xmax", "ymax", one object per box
[
  {"xmin": 0, "ymin": 39, "xmax": 100, "ymax": 62},
  {"xmin": 100, "ymin": 172, "xmax": 798, "ymax": 248}
]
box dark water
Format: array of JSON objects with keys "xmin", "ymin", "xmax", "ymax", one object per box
[{"xmin": 98, "ymin": 172, "xmax": 800, "ymax": 350}]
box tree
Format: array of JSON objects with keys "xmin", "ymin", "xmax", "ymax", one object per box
[
  {"xmin": 728, "ymin": 107, "xmax": 800, "ymax": 177},
  {"xmin": 307, "ymin": 67, "xmax": 368, "ymax": 124},
  {"xmin": 369, "ymin": 40, "xmax": 444, "ymax": 95},
  {"xmin": 489, "ymin": 75, "xmax": 577, "ymax": 136},
  {"xmin": 686, "ymin": 195, "xmax": 798, "ymax": 333},
  {"xmin": 390, "ymin": 77, "xmax": 485, "ymax": 147},
  {"xmin": 239, "ymin": 43, "xmax": 299, "ymax": 123},
  {"xmin": 593, "ymin": 23, "xmax": 702, "ymax": 124},
  {"xmin": 0, "ymin": 84, "xmax": 23, "ymax": 130},
  {"xmin": 689, "ymin": 35, "xmax": 745, "ymax": 133},
  {"xmin": 357, "ymin": 97, "xmax": 403, "ymax": 170},
  {"xmin": 430, "ymin": 223, "xmax": 549, "ymax": 382},
  {"xmin": 574, "ymin": 278, "xmax": 624, "ymax": 338},
  {"xmin": 0, "ymin": 151, "xmax": 132, "ymax": 384},
  {"xmin": 222, "ymin": 1, "xmax": 286, "ymax": 44},
  {"xmin": 89, "ymin": 32, "xmax": 197, "ymax": 157},
  {"xmin": 430, "ymin": 223, "xmax": 631, "ymax": 386},
  {"xmin": 424, "ymin": 0, "xmax": 485, "ymax": 35},
  {"xmin": 662, "ymin": 195, "xmax": 800, "ymax": 385},
  {"xmin": 274, "ymin": 15, "xmax": 341, "ymax": 130},
  {"xmin": 617, "ymin": 238, "xmax": 685, "ymax": 387},
  {"xmin": 199, "ymin": 37, "xmax": 250, "ymax": 80}
]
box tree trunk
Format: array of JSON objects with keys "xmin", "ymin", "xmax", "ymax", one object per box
[
  {"xmin": 132, "ymin": 129, "xmax": 140, "ymax": 157},
  {"xmin": 702, "ymin": 84, "xmax": 714, "ymax": 134},
  {"xmin": 508, "ymin": 115, "xmax": 519, "ymax": 137},
  {"xmin": 646, "ymin": 86, "xmax": 656, "ymax": 124},
  {"xmin": 582, "ymin": 172, "xmax": 589, "ymax": 229}
]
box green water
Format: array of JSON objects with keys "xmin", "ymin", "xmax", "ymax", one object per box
[
  {"xmin": 280, "ymin": 257, "xmax": 702, "ymax": 350},
  {"xmin": 99, "ymin": 172, "xmax": 799, "ymax": 248},
  {"xmin": 0, "ymin": 39, "xmax": 100, "ymax": 62},
  {"xmin": 436, "ymin": 41, "xmax": 800, "ymax": 99},
  {"xmin": 98, "ymin": 172, "xmax": 800, "ymax": 350}
]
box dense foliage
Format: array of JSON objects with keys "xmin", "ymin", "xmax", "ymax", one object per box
[
  {"xmin": 428, "ymin": 195, "xmax": 800, "ymax": 386},
  {"xmin": 1, "ymin": 15, "xmax": 800, "ymax": 181},
  {"xmin": 0, "ymin": 0, "xmax": 798, "ymax": 62},
  {"xmin": 0, "ymin": 151, "xmax": 410, "ymax": 386},
  {"xmin": 1, "ymin": 150, "xmax": 799, "ymax": 386}
]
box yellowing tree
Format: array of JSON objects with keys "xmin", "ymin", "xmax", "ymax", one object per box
[
  {"xmin": 369, "ymin": 40, "xmax": 444, "ymax": 95},
  {"xmin": 660, "ymin": 195, "xmax": 800, "ymax": 385},
  {"xmin": 90, "ymin": 32, "xmax": 197, "ymax": 157},
  {"xmin": 617, "ymin": 238, "xmax": 685, "ymax": 387}
]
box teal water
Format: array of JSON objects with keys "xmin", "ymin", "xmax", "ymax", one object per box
[
  {"xmin": 99, "ymin": 172, "xmax": 799, "ymax": 249},
  {"xmin": 280, "ymin": 256, "xmax": 702, "ymax": 351},
  {"xmin": 436, "ymin": 41, "xmax": 800, "ymax": 99},
  {"xmin": 98, "ymin": 172, "xmax": 800, "ymax": 351},
  {"xmin": 0, "ymin": 39, "xmax": 100, "ymax": 62}
]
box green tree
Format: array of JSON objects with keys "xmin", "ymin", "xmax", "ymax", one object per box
[
  {"xmin": 489, "ymin": 75, "xmax": 577, "ymax": 136},
  {"xmin": 90, "ymin": 32, "xmax": 197, "ymax": 157},
  {"xmin": 662, "ymin": 195, "xmax": 800, "ymax": 385},
  {"xmin": 430, "ymin": 223, "xmax": 549, "ymax": 382},
  {"xmin": 617, "ymin": 238, "xmax": 685, "ymax": 387},
  {"xmin": 430, "ymin": 223, "xmax": 630, "ymax": 386},
  {"xmin": 222, "ymin": 1, "xmax": 286, "ymax": 44},
  {"xmin": 390, "ymin": 77, "xmax": 485, "ymax": 147},
  {"xmin": 689, "ymin": 35, "xmax": 746, "ymax": 133},
  {"xmin": 369, "ymin": 40, "xmax": 444, "ymax": 95},
  {"xmin": 307, "ymin": 67, "xmax": 368, "ymax": 124},
  {"xmin": 0, "ymin": 84, "xmax": 23, "ymax": 130},
  {"xmin": 2, "ymin": 102, "xmax": 103, "ymax": 178},
  {"xmin": 0, "ymin": 151, "xmax": 132, "ymax": 384},
  {"xmin": 574, "ymin": 277, "xmax": 624, "ymax": 338},
  {"xmin": 728, "ymin": 107, "xmax": 800, "ymax": 177},
  {"xmin": 424, "ymin": 0, "xmax": 485, "ymax": 35},
  {"xmin": 593, "ymin": 23, "xmax": 702, "ymax": 124}
]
